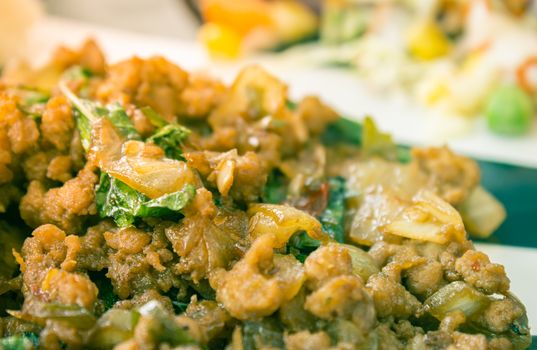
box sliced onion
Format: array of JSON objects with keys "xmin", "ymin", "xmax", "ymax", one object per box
[
  {"xmin": 424, "ymin": 281, "xmax": 490, "ymax": 320},
  {"xmin": 459, "ymin": 186, "xmax": 506, "ymax": 238},
  {"xmin": 247, "ymin": 204, "xmax": 325, "ymax": 248},
  {"xmin": 382, "ymin": 190, "xmax": 465, "ymax": 244},
  {"xmin": 87, "ymin": 309, "xmax": 140, "ymax": 349},
  {"xmin": 90, "ymin": 118, "xmax": 199, "ymax": 199},
  {"xmin": 340, "ymin": 244, "xmax": 379, "ymax": 282}
]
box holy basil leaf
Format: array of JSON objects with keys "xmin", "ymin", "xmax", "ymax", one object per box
[
  {"xmin": 74, "ymin": 109, "xmax": 93, "ymax": 151},
  {"xmin": 138, "ymin": 301, "xmax": 197, "ymax": 347},
  {"xmin": 322, "ymin": 117, "xmax": 362, "ymax": 146},
  {"xmin": 319, "ymin": 176, "xmax": 346, "ymax": 243},
  {"xmin": 262, "ymin": 170, "xmax": 288, "ymax": 204},
  {"xmin": 147, "ymin": 124, "xmax": 191, "ymax": 161},
  {"xmin": 288, "ymin": 177, "xmax": 347, "ymax": 261},
  {"xmin": 140, "ymin": 106, "xmax": 167, "ymax": 129},
  {"xmin": 60, "ymin": 83, "xmax": 140, "ymax": 151},
  {"xmin": 97, "ymin": 104, "xmax": 140, "ymax": 141},
  {"xmin": 95, "ymin": 173, "xmax": 195, "ymax": 227},
  {"xmin": 137, "ymin": 186, "xmax": 197, "ymax": 218},
  {"xmin": 61, "ymin": 65, "xmax": 93, "ymax": 82},
  {"xmin": 0, "ymin": 333, "xmax": 37, "ymax": 350},
  {"xmin": 95, "ymin": 173, "xmax": 143, "ymax": 227},
  {"xmin": 321, "ymin": 116, "xmax": 411, "ymax": 162},
  {"xmin": 288, "ymin": 231, "xmax": 320, "ymax": 263}
]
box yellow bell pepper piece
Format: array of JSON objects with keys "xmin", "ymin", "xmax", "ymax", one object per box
[
  {"xmin": 407, "ymin": 21, "xmax": 451, "ymax": 61},
  {"xmin": 199, "ymin": 22, "xmax": 242, "ymax": 59},
  {"xmin": 425, "ymin": 82, "xmax": 450, "ymax": 105}
]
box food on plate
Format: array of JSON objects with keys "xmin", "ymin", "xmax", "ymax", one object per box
[{"xmin": 0, "ymin": 40, "xmax": 530, "ymax": 349}]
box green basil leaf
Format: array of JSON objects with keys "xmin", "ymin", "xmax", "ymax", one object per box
[
  {"xmin": 140, "ymin": 106, "xmax": 167, "ymax": 129},
  {"xmin": 148, "ymin": 124, "xmax": 191, "ymax": 161},
  {"xmin": 319, "ymin": 176, "xmax": 346, "ymax": 243},
  {"xmin": 0, "ymin": 334, "xmax": 36, "ymax": 350},
  {"xmin": 95, "ymin": 173, "xmax": 195, "ymax": 227},
  {"xmin": 99, "ymin": 103, "xmax": 140, "ymax": 141},
  {"xmin": 262, "ymin": 170, "xmax": 288, "ymax": 204},
  {"xmin": 322, "ymin": 117, "xmax": 362, "ymax": 146},
  {"xmin": 60, "ymin": 83, "xmax": 140, "ymax": 151}
]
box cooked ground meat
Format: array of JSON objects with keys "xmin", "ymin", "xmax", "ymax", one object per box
[
  {"xmin": 40, "ymin": 96, "xmax": 75, "ymax": 152},
  {"xmin": 411, "ymin": 146, "xmax": 480, "ymax": 206},
  {"xmin": 284, "ymin": 330, "xmax": 332, "ymax": 350},
  {"xmin": 454, "ymin": 250, "xmax": 510, "ymax": 294},
  {"xmin": 19, "ymin": 165, "xmax": 98, "ymax": 233},
  {"xmin": 0, "ymin": 40, "xmax": 530, "ymax": 350}
]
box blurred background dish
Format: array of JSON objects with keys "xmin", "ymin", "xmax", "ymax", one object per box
[
  {"xmin": 193, "ymin": 0, "xmax": 537, "ymax": 139},
  {"xmin": 0, "ymin": 0, "xmax": 42, "ymax": 65}
]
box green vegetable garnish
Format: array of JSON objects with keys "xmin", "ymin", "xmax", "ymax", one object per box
[
  {"xmin": 288, "ymin": 177, "xmax": 347, "ymax": 261},
  {"xmin": 486, "ymin": 85, "xmax": 535, "ymax": 136},
  {"xmin": 95, "ymin": 173, "xmax": 196, "ymax": 227},
  {"xmin": 97, "ymin": 104, "xmax": 140, "ymax": 141},
  {"xmin": 140, "ymin": 106, "xmax": 168, "ymax": 129},
  {"xmin": 61, "ymin": 65, "xmax": 93, "ymax": 82},
  {"xmin": 322, "ymin": 117, "xmax": 363, "ymax": 146},
  {"xmin": 262, "ymin": 170, "xmax": 288, "ymax": 204},
  {"xmin": 0, "ymin": 335, "xmax": 36, "ymax": 350},
  {"xmin": 60, "ymin": 83, "xmax": 141, "ymax": 151},
  {"xmin": 147, "ymin": 124, "xmax": 191, "ymax": 161},
  {"xmin": 319, "ymin": 176, "xmax": 346, "ymax": 243},
  {"xmin": 87, "ymin": 309, "xmax": 140, "ymax": 349}
]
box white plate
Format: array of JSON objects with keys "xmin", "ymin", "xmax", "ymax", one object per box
[{"xmin": 21, "ymin": 16, "xmax": 537, "ymax": 332}]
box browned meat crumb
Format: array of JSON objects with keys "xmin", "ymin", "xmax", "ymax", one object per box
[
  {"xmin": 46, "ymin": 155, "xmax": 73, "ymax": 182},
  {"xmin": 19, "ymin": 166, "xmax": 98, "ymax": 232},
  {"xmin": 455, "ymin": 250, "xmax": 510, "ymax": 294},
  {"xmin": 303, "ymin": 244, "xmax": 353, "ymax": 289},
  {"xmin": 284, "ymin": 330, "xmax": 332, "ymax": 350},
  {"xmin": 366, "ymin": 273, "xmax": 421, "ymax": 319},
  {"xmin": 412, "ymin": 146, "xmax": 480, "ymax": 205},
  {"xmin": 210, "ymin": 234, "xmax": 304, "ymax": 320},
  {"xmin": 296, "ymin": 96, "xmax": 339, "ymax": 135},
  {"xmin": 40, "ymin": 95, "xmax": 75, "ymax": 151},
  {"xmin": 404, "ymin": 259, "xmax": 446, "ymax": 299},
  {"xmin": 96, "ymin": 56, "xmax": 189, "ymax": 120},
  {"xmin": 475, "ymin": 298, "xmax": 524, "ymax": 333}
]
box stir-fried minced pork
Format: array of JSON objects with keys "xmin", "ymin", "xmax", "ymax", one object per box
[{"xmin": 0, "ymin": 40, "xmax": 530, "ymax": 350}]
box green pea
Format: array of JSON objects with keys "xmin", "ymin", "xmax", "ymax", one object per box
[{"xmin": 486, "ymin": 85, "xmax": 535, "ymax": 136}]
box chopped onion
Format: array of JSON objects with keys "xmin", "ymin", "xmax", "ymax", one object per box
[
  {"xmin": 382, "ymin": 190, "xmax": 465, "ymax": 244},
  {"xmin": 459, "ymin": 186, "xmax": 506, "ymax": 238},
  {"xmin": 424, "ymin": 281, "xmax": 490, "ymax": 320},
  {"xmin": 340, "ymin": 244, "xmax": 380, "ymax": 282},
  {"xmin": 87, "ymin": 309, "xmax": 140, "ymax": 349},
  {"xmin": 90, "ymin": 118, "xmax": 199, "ymax": 199},
  {"xmin": 248, "ymin": 204, "xmax": 325, "ymax": 248}
]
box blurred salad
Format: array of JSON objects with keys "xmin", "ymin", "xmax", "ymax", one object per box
[{"xmin": 196, "ymin": 0, "xmax": 537, "ymax": 137}]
